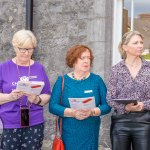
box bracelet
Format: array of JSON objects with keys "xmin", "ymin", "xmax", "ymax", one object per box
[
  {"xmin": 91, "ymin": 109, "xmax": 96, "ymax": 116},
  {"xmin": 37, "ymin": 96, "xmax": 42, "ymax": 105}
]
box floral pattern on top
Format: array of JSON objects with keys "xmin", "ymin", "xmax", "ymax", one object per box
[{"xmin": 107, "ymin": 59, "xmax": 150, "ymax": 114}]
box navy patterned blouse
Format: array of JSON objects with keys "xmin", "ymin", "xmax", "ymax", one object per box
[{"xmin": 107, "ymin": 59, "xmax": 150, "ymax": 114}]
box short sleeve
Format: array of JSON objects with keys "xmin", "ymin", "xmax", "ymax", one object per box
[
  {"xmin": 0, "ymin": 64, "xmax": 3, "ymax": 93},
  {"xmin": 41, "ymin": 65, "xmax": 51, "ymax": 95}
]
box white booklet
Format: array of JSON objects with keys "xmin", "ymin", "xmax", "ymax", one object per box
[
  {"xmin": 68, "ymin": 97, "xmax": 96, "ymax": 109},
  {"xmin": 16, "ymin": 81, "xmax": 45, "ymax": 95}
]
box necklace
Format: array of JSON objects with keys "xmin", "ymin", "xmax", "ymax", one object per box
[
  {"xmin": 71, "ymin": 72, "xmax": 87, "ymax": 80},
  {"xmin": 16, "ymin": 59, "xmax": 31, "ymax": 81},
  {"xmin": 16, "ymin": 59, "xmax": 31, "ymax": 107}
]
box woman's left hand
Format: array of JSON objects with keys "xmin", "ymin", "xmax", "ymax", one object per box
[
  {"xmin": 73, "ymin": 109, "xmax": 91, "ymax": 120},
  {"xmin": 23, "ymin": 92, "xmax": 39, "ymax": 104},
  {"xmin": 125, "ymin": 102, "xmax": 144, "ymax": 112},
  {"xmin": 81, "ymin": 109, "xmax": 92, "ymax": 118}
]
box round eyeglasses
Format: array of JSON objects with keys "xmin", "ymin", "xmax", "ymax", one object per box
[
  {"xmin": 79, "ymin": 56, "xmax": 91, "ymax": 60},
  {"xmin": 18, "ymin": 47, "xmax": 34, "ymax": 53}
]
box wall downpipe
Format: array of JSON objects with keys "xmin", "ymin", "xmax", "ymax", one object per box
[{"xmin": 26, "ymin": 0, "xmax": 33, "ymax": 31}]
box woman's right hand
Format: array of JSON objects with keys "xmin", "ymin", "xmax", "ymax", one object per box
[
  {"xmin": 73, "ymin": 109, "xmax": 90, "ymax": 120},
  {"xmin": 125, "ymin": 102, "xmax": 144, "ymax": 112},
  {"xmin": 9, "ymin": 90, "xmax": 23, "ymax": 101},
  {"xmin": 0, "ymin": 90, "xmax": 24, "ymax": 105},
  {"xmin": 64, "ymin": 108, "xmax": 95, "ymax": 120}
]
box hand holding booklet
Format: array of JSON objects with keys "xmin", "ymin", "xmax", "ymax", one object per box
[
  {"xmin": 112, "ymin": 99, "xmax": 137, "ymax": 105},
  {"xmin": 68, "ymin": 97, "xmax": 96, "ymax": 109},
  {"xmin": 16, "ymin": 81, "xmax": 45, "ymax": 95}
]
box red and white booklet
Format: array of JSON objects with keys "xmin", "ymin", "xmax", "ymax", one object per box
[
  {"xmin": 16, "ymin": 81, "xmax": 45, "ymax": 95},
  {"xmin": 68, "ymin": 97, "xmax": 96, "ymax": 109}
]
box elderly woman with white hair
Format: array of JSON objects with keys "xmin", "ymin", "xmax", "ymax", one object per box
[{"xmin": 0, "ymin": 29, "xmax": 51, "ymax": 149}]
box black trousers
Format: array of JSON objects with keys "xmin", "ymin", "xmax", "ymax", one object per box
[{"xmin": 111, "ymin": 111, "xmax": 150, "ymax": 150}]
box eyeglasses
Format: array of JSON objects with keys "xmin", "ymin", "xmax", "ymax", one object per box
[
  {"xmin": 18, "ymin": 47, "xmax": 34, "ymax": 53},
  {"xmin": 79, "ymin": 56, "xmax": 91, "ymax": 60}
]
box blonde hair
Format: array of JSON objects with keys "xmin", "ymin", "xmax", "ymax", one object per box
[
  {"xmin": 12, "ymin": 29, "xmax": 37, "ymax": 48},
  {"xmin": 118, "ymin": 30, "xmax": 144, "ymax": 59}
]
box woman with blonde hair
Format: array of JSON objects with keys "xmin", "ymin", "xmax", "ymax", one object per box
[
  {"xmin": 107, "ymin": 30, "xmax": 150, "ymax": 150},
  {"xmin": 0, "ymin": 29, "xmax": 51, "ymax": 149}
]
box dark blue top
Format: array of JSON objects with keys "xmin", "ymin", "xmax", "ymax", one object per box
[{"xmin": 49, "ymin": 73, "xmax": 111, "ymax": 150}]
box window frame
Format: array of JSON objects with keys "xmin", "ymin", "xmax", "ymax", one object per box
[
  {"xmin": 113, "ymin": 0, "xmax": 150, "ymax": 64},
  {"xmin": 112, "ymin": 0, "xmax": 123, "ymax": 65}
]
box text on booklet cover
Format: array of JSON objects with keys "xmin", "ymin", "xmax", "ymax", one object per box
[
  {"xmin": 16, "ymin": 81, "xmax": 45, "ymax": 95},
  {"xmin": 68, "ymin": 97, "xmax": 96, "ymax": 109}
]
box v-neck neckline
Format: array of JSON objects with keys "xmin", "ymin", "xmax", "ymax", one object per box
[{"xmin": 124, "ymin": 61, "xmax": 143, "ymax": 80}]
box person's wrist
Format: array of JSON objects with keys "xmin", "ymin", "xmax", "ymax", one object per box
[
  {"xmin": 36, "ymin": 96, "xmax": 42, "ymax": 105},
  {"xmin": 91, "ymin": 108, "xmax": 101, "ymax": 116},
  {"xmin": 8, "ymin": 93, "xmax": 14, "ymax": 101},
  {"xmin": 91, "ymin": 108, "xmax": 96, "ymax": 116},
  {"xmin": 72, "ymin": 109, "xmax": 76, "ymax": 118}
]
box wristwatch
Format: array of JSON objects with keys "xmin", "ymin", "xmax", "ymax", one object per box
[{"xmin": 37, "ymin": 96, "xmax": 42, "ymax": 105}]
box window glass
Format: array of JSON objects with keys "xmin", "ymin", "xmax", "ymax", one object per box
[{"xmin": 123, "ymin": 0, "xmax": 150, "ymax": 61}]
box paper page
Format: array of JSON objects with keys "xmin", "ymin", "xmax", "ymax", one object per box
[
  {"xmin": 16, "ymin": 81, "xmax": 31, "ymax": 93},
  {"xmin": 30, "ymin": 81, "xmax": 45, "ymax": 95},
  {"xmin": 68, "ymin": 97, "xmax": 96, "ymax": 109},
  {"xmin": 16, "ymin": 81, "xmax": 45, "ymax": 95}
]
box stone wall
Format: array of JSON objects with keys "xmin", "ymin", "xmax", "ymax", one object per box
[{"xmin": 0, "ymin": 0, "xmax": 113, "ymax": 149}]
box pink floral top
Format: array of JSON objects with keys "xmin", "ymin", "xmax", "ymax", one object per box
[{"xmin": 106, "ymin": 59, "xmax": 150, "ymax": 114}]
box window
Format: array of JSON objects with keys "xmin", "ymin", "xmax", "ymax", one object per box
[
  {"xmin": 113, "ymin": 0, "xmax": 150, "ymax": 65},
  {"xmin": 112, "ymin": 0, "xmax": 123, "ymax": 65}
]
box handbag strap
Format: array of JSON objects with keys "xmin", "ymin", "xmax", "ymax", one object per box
[{"xmin": 55, "ymin": 76, "xmax": 64, "ymax": 137}]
